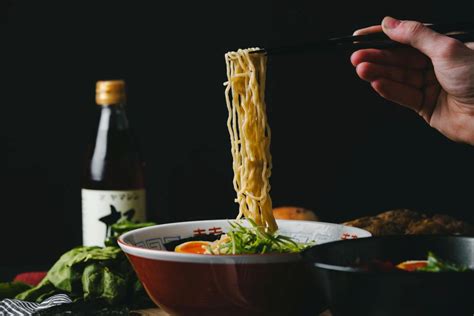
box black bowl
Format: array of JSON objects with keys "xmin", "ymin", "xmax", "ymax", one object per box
[{"xmin": 303, "ymin": 236, "xmax": 474, "ymax": 316}]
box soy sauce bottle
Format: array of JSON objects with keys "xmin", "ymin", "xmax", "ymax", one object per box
[{"xmin": 82, "ymin": 80, "xmax": 146, "ymax": 247}]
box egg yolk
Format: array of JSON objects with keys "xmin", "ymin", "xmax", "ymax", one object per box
[
  {"xmin": 175, "ymin": 241, "xmax": 210, "ymax": 254},
  {"xmin": 397, "ymin": 260, "xmax": 428, "ymax": 271}
]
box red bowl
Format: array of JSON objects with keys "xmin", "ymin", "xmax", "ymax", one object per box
[{"xmin": 118, "ymin": 219, "xmax": 370, "ymax": 316}]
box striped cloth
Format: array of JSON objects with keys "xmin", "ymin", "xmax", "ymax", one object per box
[{"xmin": 0, "ymin": 294, "xmax": 71, "ymax": 315}]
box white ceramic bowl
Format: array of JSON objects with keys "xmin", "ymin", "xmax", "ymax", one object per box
[
  {"xmin": 118, "ymin": 219, "xmax": 370, "ymax": 316},
  {"xmin": 119, "ymin": 219, "xmax": 370, "ymax": 262}
]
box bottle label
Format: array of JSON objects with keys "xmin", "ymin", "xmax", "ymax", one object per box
[{"xmin": 81, "ymin": 189, "xmax": 146, "ymax": 247}]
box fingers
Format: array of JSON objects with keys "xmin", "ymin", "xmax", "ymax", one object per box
[
  {"xmin": 351, "ymin": 48, "xmax": 429, "ymax": 69},
  {"xmin": 356, "ymin": 62, "xmax": 424, "ymax": 88},
  {"xmin": 351, "ymin": 18, "xmax": 451, "ymax": 121},
  {"xmin": 371, "ymin": 79, "xmax": 423, "ymax": 112},
  {"xmin": 353, "ymin": 25, "xmax": 382, "ymax": 35},
  {"xmin": 424, "ymin": 69, "xmax": 438, "ymax": 85},
  {"xmin": 370, "ymin": 77, "xmax": 441, "ymax": 123},
  {"xmin": 381, "ymin": 16, "xmax": 470, "ymax": 59},
  {"xmin": 418, "ymin": 83, "xmax": 441, "ymax": 122}
]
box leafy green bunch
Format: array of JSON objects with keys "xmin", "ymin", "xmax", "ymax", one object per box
[
  {"xmin": 104, "ymin": 220, "xmax": 156, "ymax": 247},
  {"xmin": 16, "ymin": 246, "xmax": 137, "ymax": 304},
  {"xmin": 0, "ymin": 220, "xmax": 155, "ymax": 311}
]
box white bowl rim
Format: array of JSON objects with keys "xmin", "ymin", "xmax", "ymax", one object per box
[{"xmin": 117, "ymin": 219, "xmax": 371, "ymax": 264}]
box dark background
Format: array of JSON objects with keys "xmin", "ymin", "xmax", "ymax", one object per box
[{"xmin": 3, "ymin": 0, "xmax": 474, "ymax": 270}]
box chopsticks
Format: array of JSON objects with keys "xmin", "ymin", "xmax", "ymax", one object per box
[{"xmin": 252, "ymin": 22, "xmax": 474, "ymax": 56}]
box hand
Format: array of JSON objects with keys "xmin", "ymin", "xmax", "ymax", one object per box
[{"xmin": 351, "ymin": 17, "xmax": 474, "ymax": 145}]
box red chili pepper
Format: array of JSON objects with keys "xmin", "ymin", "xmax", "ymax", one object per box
[{"xmin": 14, "ymin": 272, "xmax": 47, "ymax": 286}]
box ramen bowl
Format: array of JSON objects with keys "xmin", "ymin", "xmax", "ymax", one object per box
[
  {"xmin": 118, "ymin": 219, "xmax": 370, "ymax": 316},
  {"xmin": 303, "ymin": 236, "xmax": 474, "ymax": 316}
]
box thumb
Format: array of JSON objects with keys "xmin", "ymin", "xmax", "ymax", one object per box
[{"xmin": 381, "ymin": 17, "xmax": 463, "ymax": 59}]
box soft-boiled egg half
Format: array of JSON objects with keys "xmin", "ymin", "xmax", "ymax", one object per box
[
  {"xmin": 174, "ymin": 241, "xmax": 211, "ymax": 254},
  {"xmin": 397, "ymin": 260, "xmax": 428, "ymax": 271}
]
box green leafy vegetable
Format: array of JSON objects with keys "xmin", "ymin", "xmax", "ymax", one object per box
[
  {"xmin": 16, "ymin": 279, "xmax": 58, "ymax": 302},
  {"xmin": 34, "ymin": 300, "xmax": 130, "ymax": 315},
  {"xmin": 206, "ymin": 219, "xmax": 314, "ymax": 255},
  {"xmin": 16, "ymin": 246, "xmax": 131, "ymax": 304},
  {"xmin": 417, "ymin": 252, "xmax": 469, "ymax": 272},
  {"xmin": 104, "ymin": 220, "xmax": 155, "ymax": 247},
  {"xmin": 15, "ymin": 219, "xmax": 156, "ymax": 310},
  {"xmin": 0, "ymin": 282, "xmax": 31, "ymax": 300}
]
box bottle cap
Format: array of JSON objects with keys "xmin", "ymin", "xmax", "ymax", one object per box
[{"xmin": 95, "ymin": 80, "xmax": 126, "ymax": 105}]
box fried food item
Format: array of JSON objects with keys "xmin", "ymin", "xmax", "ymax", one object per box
[
  {"xmin": 344, "ymin": 209, "xmax": 474, "ymax": 237},
  {"xmin": 273, "ymin": 206, "xmax": 319, "ymax": 221},
  {"xmin": 431, "ymin": 214, "xmax": 474, "ymax": 235},
  {"xmin": 377, "ymin": 209, "xmax": 426, "ymax": 228},
  {"xmin": 405, "ymin": 219, "xmax": 450, "ymax": 235},
  {"xmin": 344, "ymin": 216, "xmax": 403, "ymax": 236}
]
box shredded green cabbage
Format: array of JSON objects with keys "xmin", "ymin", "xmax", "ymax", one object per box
[{"xmin": 205, "ymin": 219, "xmax": 314, "ymax": 255}]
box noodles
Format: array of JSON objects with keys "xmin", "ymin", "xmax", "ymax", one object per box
[
  {"xmin": 224, "ymin": 48, "xmax": 277, "ymax": 233},
  {"xmin": 173, "ymin": 48, "xmax": 312, "ymax": 255}
]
